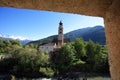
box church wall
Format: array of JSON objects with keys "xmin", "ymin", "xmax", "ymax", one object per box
[{"xmin": 39, "ymin": 44, "xmax": 56, "ymax": 53}]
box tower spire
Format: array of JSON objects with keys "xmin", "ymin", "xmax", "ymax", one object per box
[
  {"xmin": 58, "ymin": 21, "xmax": 64, "ymax": 48},
  {"xmin": 59, "ymin": 20, "xmax": 63, "ymax": 25}
]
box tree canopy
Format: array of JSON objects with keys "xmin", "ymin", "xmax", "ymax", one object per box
[{"xmin": 0, "ymin": 39, "xmax": 109, "ymax": 78}]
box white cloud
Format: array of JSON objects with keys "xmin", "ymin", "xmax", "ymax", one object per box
[
  {"xmin": 7, "ymin": 35, "xmax": 27, "ymax": 40},
  {"xmin": 0, "ymin": 34, "xmax": 28, "ymax": 40}
]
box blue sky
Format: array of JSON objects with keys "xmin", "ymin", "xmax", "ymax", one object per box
[{"xmin": 0, "ymin": 7, "xmax": 104, "ymax": 40}]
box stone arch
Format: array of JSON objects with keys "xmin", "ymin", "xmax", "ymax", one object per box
[{"xmin": 0, "ymin": 0, "xmax": 120, "ymax": 79}]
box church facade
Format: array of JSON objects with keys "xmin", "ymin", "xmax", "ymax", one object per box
[{"xmin": 38, "ymin": 21, "xmax": 64, "ymax": 53}]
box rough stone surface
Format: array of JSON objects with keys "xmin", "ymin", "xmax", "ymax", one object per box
[
  {"xmin": 0, "ymin": 0, "xmax": 120, "ymax": 80},
  {"xmin": 105, "ymin": 0, "xmax": 120, "ymax": 80},
  {"xmin": 0, "ymin": 0, "xmax": 113, "ymax": 17}
]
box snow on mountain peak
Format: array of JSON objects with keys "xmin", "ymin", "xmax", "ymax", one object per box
[
  {"xmin": 0, "ymin": 34, "xmax": 28, "ymax": 40},
  {"xmin": 8, "ymin": 35, "xmax": 27, "ymax": 40}
]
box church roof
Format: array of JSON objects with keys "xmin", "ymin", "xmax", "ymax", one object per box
[{"xmin": 39, "ymin": 43, "xmax": 56, "ymax": 46}]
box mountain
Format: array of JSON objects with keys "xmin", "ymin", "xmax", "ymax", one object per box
[
  {"xmin": 65, "ymin": 25, "xmax": 106, "ymax": 44},
  {"xmin": 0, "ymin": 34, "xmax": 32, "ymax": 45},
  {"xmin": 28, "ymin": 25, "xmax": 106, "ymax": 45},
  {"xmin": 20, "ymin": 40, "xmax": 32, "ymax": 45},
  {"xmin": 28, "ymin": 35, "xmax": 57, "ymax": 45}
]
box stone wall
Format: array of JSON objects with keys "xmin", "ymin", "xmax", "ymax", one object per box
[
  {"xmin": 0, "ymin": 0, "xmax": 113, "ymax": 16},
  {"xmin": 104, "ymin": 0, "xmax": 120, "ymax": 80},
  {"xmin": 0, "ymin": 0, "xmax": 120, "ymax": 80}
]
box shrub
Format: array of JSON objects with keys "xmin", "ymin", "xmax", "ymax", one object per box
[{"xmin": 39, "ymin": 67, "xmax": 54, "ymax": 77}]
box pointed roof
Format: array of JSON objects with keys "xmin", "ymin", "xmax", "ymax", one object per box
[{"xmin": 59, "ymin": 21, "xmax": 63, "ymax": 25}]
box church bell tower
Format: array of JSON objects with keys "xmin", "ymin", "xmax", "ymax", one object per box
[{"xmin": 58, "ymin": 21, "xmax": 64, "ymax": 47}]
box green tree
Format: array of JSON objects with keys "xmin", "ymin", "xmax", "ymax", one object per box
[
  {"xmin": 0, "ymin": 40, "xmax": 22, "ymax": 54},
  {"xmin": 85, "ymin": 40, "xmax": 109, "ymax": 72},
  {"xmin": 53, "ymin": 43, "xmax": 76, "ymax": 74},
  {"xmin": 73, "ymin": 38, "xmax": 86, "ymax": 60},
  {"xmin": 94, "ymin": 45, "xmax": 109, "ymax": 72},
  {"xmin": 24, "ymin": 44, "xmax": 37, "ymax": 49},
  {"xmin": 9, "ymin": 40, "xmax": 21, "ymax": 46},
  {"xmin": 85, "ymin": 40, "xmax": 96, "ymax": 71},
  {"xmin": 36, "ymin": 51, "xmax": 50, "ymax": 67},
  {"xmin": 36, "ymin": 51, "xmax": 53, "ymax": 77},
  {"xmin": 12, "ymin": 48, "xmax": 37, "ymax": 72},
  {"xmin": 60, "ymin": 43, "xmax": 76, "ymax": 65}
]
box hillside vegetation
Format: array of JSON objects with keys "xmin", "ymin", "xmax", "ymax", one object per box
[{"xmin": 0, "ymin": 38, "xmax": 109, "ymax": 78}]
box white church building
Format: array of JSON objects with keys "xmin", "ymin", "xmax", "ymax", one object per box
[
  {"xmin": 38, "ymin": 21, "xmax": 64, "ymax": 53},
  {"xmin": 39, "ymin": 43, "xmax": 57, "ymax": 53}
]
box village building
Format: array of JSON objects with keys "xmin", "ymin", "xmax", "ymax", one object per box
[
  {"xmin": 38, "ymin": 21, "xmax": 65, "ymax": 53},
  {"xmin": 39, "ymin": 43, "xmax": 57, "ymax": 53}
]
